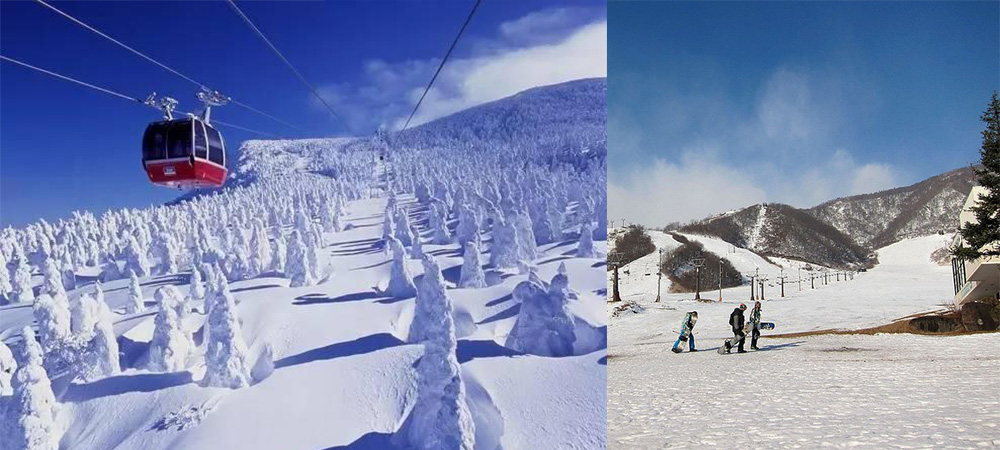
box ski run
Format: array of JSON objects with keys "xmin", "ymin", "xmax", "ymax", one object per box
[{"xmin": 608, "ymin": 231, "xmax": 1000, "ymax": 449}]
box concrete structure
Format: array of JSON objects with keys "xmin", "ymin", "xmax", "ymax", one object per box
[{"xmin": 951, "ymin": 186, "xmax": 1000, "ymax": 306}]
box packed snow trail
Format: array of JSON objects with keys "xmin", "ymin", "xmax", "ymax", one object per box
[
  {"xmin": 748, "ymin": 203, "xmax": 767, "ymax": 251},
  {"xmin": 609, "ymin": 333, "xmax": 1000, "ymax": 449},
  {"xmin": 608, "ymin": 233, "xmax": 1000, "ymax": 448}
]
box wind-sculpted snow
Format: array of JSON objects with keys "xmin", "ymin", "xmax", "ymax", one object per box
[{"xmin": 0, "ymin": 79, "xmax": 607, "ymax": 449}]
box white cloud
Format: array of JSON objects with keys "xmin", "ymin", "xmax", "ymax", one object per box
[
  {"xmin": 611, "ymin": 65, "xmax": 900, "ymax": 225},
  {"xmin": 608, "ymin": 155, "xmax": 767, "ymax": 227},
  {"xmin": 318, "ymin": 9, "xmax": 606, "ymax": 132},
  {"xmin": 850, "ymin": 163, "xmax": 897, "ymax": 195},
  {"xmin": 399, "ymin": 20, "xmax": 606, "ymax": 128}
]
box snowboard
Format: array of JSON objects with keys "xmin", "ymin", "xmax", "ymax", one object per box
[
  {"xmin": 671, "ymin": 332, "xmax": 690, "ymax": 353},
  {"xmin": 718, "ymin": 331, "xmax": 746, "ymax": 354},
  {"xmin": 758, "ymin": 322, "xmax": 775, "ymax": 330}
]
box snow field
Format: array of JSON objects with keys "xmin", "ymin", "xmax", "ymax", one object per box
[{"xmin": 608, "ymin": 233, "xmax": 1000, "ymax": 448}]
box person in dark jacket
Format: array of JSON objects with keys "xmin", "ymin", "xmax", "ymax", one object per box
[{"xmin": 725, "ymin": 303, "xmax": 747, "ymax": 353}]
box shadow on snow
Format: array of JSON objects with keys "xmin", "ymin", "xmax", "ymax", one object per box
[
  {"xmin": 274, "ymin": 333, "xmax": 404, "ymax": 369},
  {"xmin": 62, "ymin": 371, "xmax": 193, "ymax": 403}
]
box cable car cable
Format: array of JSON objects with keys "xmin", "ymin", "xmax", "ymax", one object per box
[
  {"xmin": 0, "ymin": 54, "xmax": 143, "ymax": 104},
  {"xmin": 400, "ymin": 0, "xmax": 482, "ymax": 132},
  {"xmin": 0, "ymin": 54, "xmax": 278, "ymax": 138},
  {"xmin": 32, "ymin": 0, "xmax": 305, "ymax": 134},
  {"xmin": 225, "ymin": 0, "xmax": 350, "ymax": 132}
]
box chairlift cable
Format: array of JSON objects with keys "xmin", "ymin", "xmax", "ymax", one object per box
[
  {"xmin": 33, "ymin": 0, "xmax": 304, "ymax": 134},
  {"xmin": 401, "ymin": 0, "xmax": 482, "ymax": 132},
  {"xmin": 0, "ymin": 54, "xmax": 277, "ymax": 138},
  {"xmin": 225, "ymin": 0, "xmax": 349, "ymax": 132}
]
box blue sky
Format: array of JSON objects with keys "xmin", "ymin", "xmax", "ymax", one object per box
[
  {"xmin": 1, "ymin": 0, "xmax": 605, "ymax": 227},
  {"xmin": 608, "ymin": 1, "xmax": 999, "ymax": 226}
]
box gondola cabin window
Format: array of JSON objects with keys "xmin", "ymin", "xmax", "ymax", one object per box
[
  {"xmin": 168, "ymin": 121, "xmax": 192, "ymax": 159},
  {"xmin": 206, "ymin": 126, "xmax": 225, "ymax": 166},
  {"xmin": 143, "ymin": 125, "xmax": 167, "ymax": 161},
  {"xmin": 194, "ymin": 121, "xmax": 208, "ymax": 160}
]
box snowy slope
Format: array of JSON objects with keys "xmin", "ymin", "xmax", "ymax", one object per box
[
  {"xmin": 36, "ymin": 197, "xmax": 606, "ymax": 450},
  {"xmin": 607, "ymin": 233, "xmax": 1000, "ymax": 448},
  {"xmin": 607, "ymin": 229, "xmax": 682, "ymax": 303},
  {"xmin": 0, "ymin": 79, "xmax": 608, "ymax": 450},
  {"xmin": 680, "ymin": 203, "xmax": 872, "ymax": 269}
]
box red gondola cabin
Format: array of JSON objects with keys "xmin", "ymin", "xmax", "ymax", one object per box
[{"xmin": 142, "ymin": 117, "xmax": 227, "ymax": 189}]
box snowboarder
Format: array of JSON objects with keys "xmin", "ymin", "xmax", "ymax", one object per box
[
  {"xmin": 671, "ymin": 311, "xmax": 698, "ymax": 353},
  {"xmin": 724, "ymin": 303, "xmax": 747, "ymax": 354},
  {"xmin": 749, "ymin": 301, "xmax": 762, "ymax": 350}
]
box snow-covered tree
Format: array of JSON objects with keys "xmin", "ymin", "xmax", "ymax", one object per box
[
  {"xmin": 248, "ymin": 221, "xmax": 269, "ymax": 277},
  {"xmin": 430, "ymin": 204, "xmax": 452, "ymax": 245},
  {"xmin": 8, "ymin": 247, "xmax": 34, "ymax": 304},
  {"xmin": 270, "ymin": 229, "xmax": 287, "ymax": 274},
  {"xmin": 123, "ymin": 235, "xmax": 151, "ymax": 278},
  {"xmin": 513, "ymin": 210, "xmax": 538, "ymax": 262},
  {"xmin": 595, "ymin": 196, "xmax": 608, "ymax": 241},
  {"xmin": 458, "ymin": 242, "xmax": 486, "ymax": 289},
  {"xmin": 31, "ymin": 294, "xmax": 70, "ymax": 355},
  {"xmin": 92, "ymin": 281, "xmax": 105, "ymax": 307},
  {"xmin": 188, "ymin": 267, "xmax": 206, "ymax": 300},
  {"xmin": 3, "ymin": 327, "xmax": 61, "ymax": 450},
  {"xmin": 147, "ymin": 287, "xmax": 191, "ymax": 372},
  {"xmin": 126, "ymin": 269, "xmax": 144, "ymax": 314},
  {"xmin": 202, "ymin": 276, "xmax": 251, "ymax": 389},
  {"xmin": 489, "ymin": 218, "xmax": 519, "ymax": 269},
  {"xmin": 455, "ymin": 205, "xmax": 480, "ymax": 249},
  {"xmin": 386, "ymin": 237, "xmax": 416, "ymax": 298},
  {"xmin": 98, "ymin": 254, "xmax": 122, "ymax": 283},
  {"xmin": 69, "ymin": 293, "xmax": 101, "ymax": 342},
  {"xmin": 77, "ymin": 294, "xmax": 120, "ymax": 381},
  {"xmin": 0, "ymin": 253, "xmax": 12, "ymax": 303},
  {"xmin": 410, "ymin": 226, "xmax": 425, "ymax": 259},
  {"xmin": 284, "ymin": 230, "xmax": 315, "ymax": 287},
  {"xmin": 0, "ymin": 340, "xmax": 14, "ymax": 395},
  {"xmin": 505, "ymin": 279, "xmax": 576, "ymax": 357},
  {"xmin": 406, "ymin": 256, "xmax": 475, "ymax": 450},
  {"xmin": 153, "ymin": 231, "xmax": 179, "ymax": 275},
  {"xmin": 408, "ymin": 255, "xmax": 452, "ymax": 344},
  {"xmin": 394, "ymin": 209, "xmax": 415, "ymax": 247},
  {"xmin": 576, "ymin": 221, "xmax": 596, "ymax": 258}
]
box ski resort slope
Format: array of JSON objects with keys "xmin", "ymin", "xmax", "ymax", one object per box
[
  {"xmin": 608, "ymin": 233, "xmax": 1000, "ymax": 448},
  {"xmin": 0, "ymin": 194, "xmax": 608, "ymax": 450},
  {"xmin": 607, "ymin": 229, "xmax": 682, "ymax": 303}
]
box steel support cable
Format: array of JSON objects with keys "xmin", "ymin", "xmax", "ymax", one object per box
[
  {"xmin": 225, "ymin": 0, "xmax": 349, "ymax": 132},
  {"xmin": 33, "ymin": 0, "xmax": 304, "ymax": 134},
  {"xmin": 0, "ymin": 55, "xmax": 277, "ymax": 138},
  {"xmin": 0, "ymin": 54, "xmax": 142, "ymax": 103},
  {"xmin": 401, "ymin": 0, "xmax": 482, "ymax": 132}
]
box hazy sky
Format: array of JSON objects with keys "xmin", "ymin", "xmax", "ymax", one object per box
[
  {"xmin": 608, "ymin": 1, "xmax": 999, "ymax": 227},
  {"xmin": 1, "ymin": 0, "xmax": 605, "ymax": 227}
]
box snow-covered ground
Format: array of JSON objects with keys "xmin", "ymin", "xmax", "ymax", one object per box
[
  {"xmin": 608, "ymin": 233, "xmax": 1000, "ymax": 448},
  {"xmin": 1, "ymin": 194, "xmax": 607, "ymax": 449}
]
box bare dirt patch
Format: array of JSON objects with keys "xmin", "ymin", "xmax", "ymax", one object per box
[{"xmin": 764, "ymin": 309, "xmax": 1000, "ymax": 338}]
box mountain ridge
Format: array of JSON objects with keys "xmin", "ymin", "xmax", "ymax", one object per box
[{"xmin": 678, "ymin": 166, "xmax": 978, "ymax": 268}]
